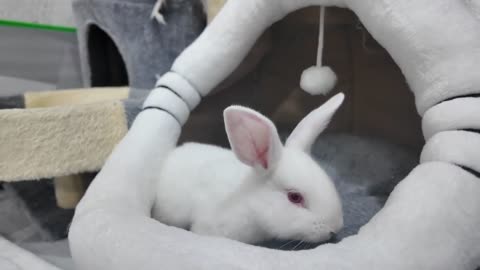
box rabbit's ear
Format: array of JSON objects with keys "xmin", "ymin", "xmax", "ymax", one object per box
[
  {"xmin": 224, "ymin": 106, "xmax": 282, "ymax": 172},
  {"xmin": 286, "ymin": 93, "xmax": 344, "ymax": 152}
]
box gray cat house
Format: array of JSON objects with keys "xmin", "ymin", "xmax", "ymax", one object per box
[{"xmin": 73, "ymin": 0, "xmax": 205, "ymax": 90}]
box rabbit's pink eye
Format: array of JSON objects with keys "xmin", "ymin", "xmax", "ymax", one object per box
[{"xmin": 287, "ymin": 191, "xmax": 304, "ymax": 206}]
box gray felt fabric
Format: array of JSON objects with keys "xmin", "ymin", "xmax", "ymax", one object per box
[
  {"xmin": 0, "ymin": 185, "xmax": 53, "ymax": 243},
  {"xmin": 313, "ymin": 134, "xmax": 418, "ymax": 239},
  {"xmin": 72, "ymin": 0, "xmax": 206, "ymax": 91},
  {"xmin": 1, "ymin": 181, "xmax": 74, "ymax": 241}
]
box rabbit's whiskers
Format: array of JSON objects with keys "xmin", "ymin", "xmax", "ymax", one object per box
[
  {"xmin": 278, "ymin": 239, "xmax": 296, "ymax": 249},
  {"xmin": 291, "ymin": 240, "xmax": 304, "ymax": 251}
]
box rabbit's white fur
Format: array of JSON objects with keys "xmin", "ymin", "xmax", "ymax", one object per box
[{"xmin": 153, "ymin": 93, "xmax": 345, "ymax": 244}]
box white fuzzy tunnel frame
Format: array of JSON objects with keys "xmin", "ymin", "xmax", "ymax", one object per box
[{"xmin": 69, "ymin": 0, "xmax": 480, "ymax": 269}]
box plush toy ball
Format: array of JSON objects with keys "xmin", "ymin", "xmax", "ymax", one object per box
[{"xmin": 300, "ymin": 66, "xmax": 337, "ymax": 96}]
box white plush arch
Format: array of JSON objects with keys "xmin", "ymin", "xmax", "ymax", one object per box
[{"xmin": 69, "ymin": 0, "xmax": 480, "ymax": 269}]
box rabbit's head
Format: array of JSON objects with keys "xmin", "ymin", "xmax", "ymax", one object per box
[{"xmin": 222, "ymin": 93, "xmax": 345, "ymax": 243}]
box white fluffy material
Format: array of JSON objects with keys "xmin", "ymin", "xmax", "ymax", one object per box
[
  {"xmin": 422, "ymin": 98, "xmax": 480, "ymax": 140},
  {"xmin": 171, "ymin": 0, "xmax": 346, "ymax": 96},
  {"xmin": 421, "ymin": 131, "xmax": 480, "ymax": 173},
  {"xmin": 155, "ymin": 72, "xmax": 202, "ymax": 110},
  {"xmin": 70, "ymin": 162, "xmax": 480, "ymax": 270},
  {"xmin": 69, "ymin": 0, "xmax": 480, "ymax": 269},
  {"xmin": 349, "ymin": 0, "xmax": 480, "ymax": 115},
  {"xmin": 142, "ymin": 87, "xmax": 190, "ymax": 125},
  {"xmin": 152, "ymin": 99, "xmax": 344, "ymax": 244},
  {"xmin": 286, "ymin": 93, "xmax": 344, "ymax": 151},
  {"xmin": 300, "ymin": 7, "xmax": 337, "ymax": 96},
  {"xmin": 466, "ymin": 0, "xmax": 480, "ymax": 20},
  {"xmin": 172, "ymin": 0, "xmax": 480, "ymax": 114},
  {"xmin": 300, "ymin": 66, "xmax": 337, "ymax": 95}
]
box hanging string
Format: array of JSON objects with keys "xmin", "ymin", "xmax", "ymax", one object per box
[
  {"xmin": 299, "ymin": 6, "xmax": 337, "ymax": 96},
  {"xmin": 317, "ymin": 7, "xmax": 326, "ymax": 67}
]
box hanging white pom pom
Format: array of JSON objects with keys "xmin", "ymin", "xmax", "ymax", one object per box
[
  {"xmin": 300, "ymin": 65, "xmax": 337, "ymax": 95},
  {"xmin": 299, "ymin": 7, "xmax": 337, "ymax": 96}
]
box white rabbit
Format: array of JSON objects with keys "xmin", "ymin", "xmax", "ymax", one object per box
[{"xmin": 152, "ymin": 93, "xmax": 345, "ymax": 244}]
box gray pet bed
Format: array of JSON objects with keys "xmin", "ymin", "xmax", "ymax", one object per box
[
  {"xmin": 0, "ymin": 133, "xmax": 416, "ymax": 269},
  {"xmin": 0, "ymin": 0, "xmax": 418, "ymax": 253},
  {"xmin": 1, "ymin": 133, "xmax": 417, "ymax": 252}
]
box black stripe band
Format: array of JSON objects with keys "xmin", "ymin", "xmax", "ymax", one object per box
[
  {"xmin": 142, "ymin": 106, "xmax": 181, "ymax": 124},
  {"xmin": 438, "ymin": 93, "xmax": 480, "ymax": 105},
  {"xmin": 155, "ymin": 72, "xmax": 204, "ymax": 98},
  {"xmin": 434, "ymin": 94, "xmax": 480, "ymax": 179},
  {"xmin": 156, "ymin": 85, "xmax": 192, "ymax": 110},
  {"xmin": 456, "ymin": 164, "xmax": 480, "ymax": 179},
  {"xmin": 461, "ymin": 129, "xmax": 480, "ymax": 134}
]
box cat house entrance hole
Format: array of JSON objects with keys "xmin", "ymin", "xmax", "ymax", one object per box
[{"xmin": 87, "ymin": 25, "xmax": 129, "ymax": 87}]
